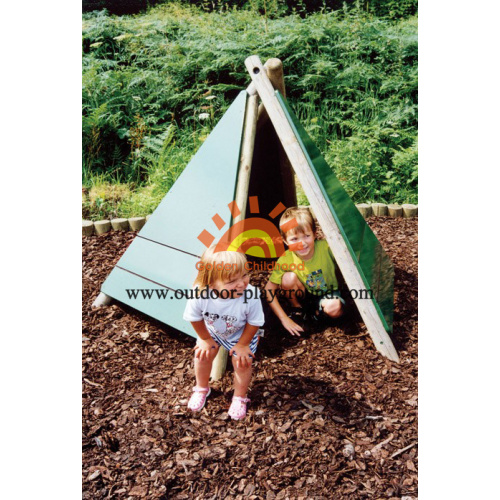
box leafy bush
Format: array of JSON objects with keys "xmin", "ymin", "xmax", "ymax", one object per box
[
  {"xmin": 83, "ymin": 0, "xmax": 418, "ymax": 18},
  {"xmin": 367, "ymin": 0, "xmax": 417, "ymax": 19},
  {"xmin": 82, "ymin": 2, "xmax": 417, "ymax": 217},
  {"xmin": 82, "ymin": 0, "xmax": 162, "ymax": 15}
]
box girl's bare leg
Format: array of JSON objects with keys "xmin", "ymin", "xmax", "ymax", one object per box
[
  {"xmin": 232, "ymin": 356, "xmax": 253, "ymax": 398},
  {"xmin": 194, "ymin": 346, "xmax": 219, "ymax": 387}
]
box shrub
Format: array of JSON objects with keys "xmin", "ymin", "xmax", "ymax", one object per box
[
  {"xmin": 82, "ymin": 2, "xmax": 417, "ymax": 215},
  {"xmin": 82, "ymin": 0, "xmax": 162, "ymax": 15}
]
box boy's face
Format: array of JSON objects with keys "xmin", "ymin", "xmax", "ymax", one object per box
[
  {"xmin": 285, "ymin": 226, "xmax": 315, "ymax": 260},
  {"xmin": 212, "ymin": 270, "xmax": 250, "ymax": 298}
]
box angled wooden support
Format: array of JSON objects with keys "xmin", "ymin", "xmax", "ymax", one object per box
[
  {"xmin": 210, "ymin": 93, "xmax": 259, "ymax": 381},
  {"xmin": 245, "ymin": 55, "xmax": 399, "ymax": 363},
  {"xmin": 246, "ymin": 58, "xmax": 285, "ymax": 101}
]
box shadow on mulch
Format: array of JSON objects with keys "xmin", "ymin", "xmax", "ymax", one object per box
[
  {"xmin": 391, "ymin": 267, "xmax": 418, "ymax": 352},
  {"xmin": 251, "ymin": 374, "xmax": 372, "ymax": 418},
  {"xmin": 117, "ymin": 301, "xmax": 195, "ymax": 348},
  {"xmin": 257, "ymin": 298, "xmax": 361, "ymax": 354},
  {"xmin": 182, "ymin": 373, "xmax": 374, "ymax": 427}
]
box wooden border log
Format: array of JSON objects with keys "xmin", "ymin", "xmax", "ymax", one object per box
[
  {"xmin": 356, "ymin": 204, "xmax": 372, "ymax": 218},
  {"xmin": 92, "ymin": 291, "xmax": 113, "ymax": 308},
  {"xmin": 387, "ymin": 204, "xmax": 403, "ymax": 218},
  {"xmin": 111, "ymin": 218, "xmax": 129, "ymax": 231},
  {"xmin": 371, "ymin": 203, "xmax": 388, "ymax": 217},
  {"xmin": 210, "ymin": 91, "xmax": 259, "ymax": 382},
  {"xmin": 94, "ymin": 220, "xmax": 111, "ymax": 235},
  {"xmin": 245, "ymin": 55, "xmax": 399, "ymax": 362},
  {"xmin": 129, "ymin": 217, "xmax": 146, "ymax": 231},
  {"xmin": 82, "ymin": 220, "xmax": 94, "ymax": 236},
  {"xmin": 402, "ymin": 204, "xmax": 418, "ymax": 218}
]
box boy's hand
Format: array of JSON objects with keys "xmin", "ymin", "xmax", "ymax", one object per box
[
  {"xmin": 230, "ymin": 343, "xmax": 254, "ymax": 369},
  {"xmin": 194, "ymin": 338, "xmax": 218, "ymax": 361},
  {"xmin": 280, "ymin": 316, "xmax": 304, "ymax": 337}
]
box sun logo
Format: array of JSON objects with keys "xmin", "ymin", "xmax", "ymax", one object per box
[{"xmin": 197, "ymin": 196, "xmax": 298, "ymax": 258}]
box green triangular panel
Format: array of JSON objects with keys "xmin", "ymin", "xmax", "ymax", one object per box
[
  {"xmin": 101, "ymin": 245, "xmax": 199, "ymax": 336},
  {"xmin": 139, "ymin": 91, "xmax": 248, "ymax": 251},
  {"xmin": 276, "ymin": 92, "xmax": 394, "ymax": 332},
  {"xmin": 100, "ymin": 91, "xmax": 248, "ymax": 337}
]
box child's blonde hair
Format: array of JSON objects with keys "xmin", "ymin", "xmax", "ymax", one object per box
[
  {"xmin": 279, "ymin": 206, "xmax": 316, "ymax": 239},
  {"xmin": 194, "ymin": 245, "xmax": 248, "ymax": 288}
]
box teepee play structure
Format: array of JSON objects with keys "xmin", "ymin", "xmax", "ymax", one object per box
[{"xmin": 93, "ymin": 55, "xmax": 399, "ymax": 373}]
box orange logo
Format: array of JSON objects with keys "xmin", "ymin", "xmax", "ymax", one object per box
[{"xmin": 197, "ymin": 196, "xmax": 301, "ymax": 257}]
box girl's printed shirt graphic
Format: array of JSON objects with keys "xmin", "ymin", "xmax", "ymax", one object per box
[
  {"xmin": 306, "ymin": 269, "xmax": 327, "ymax": 292},
  {"xmin": 203, "ymin": 312, "xmax": 239, "ymax": 339},
  {"xmin": 203, "ymin": 311, "xmax": 219, "ymax": 327}
]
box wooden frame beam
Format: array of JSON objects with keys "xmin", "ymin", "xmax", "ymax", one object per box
[
  {"xmin": 245, "ymin": 55, "xmax": 399, "ymax": 363},
  {"xmin": 210, "ymin": 92, "xmax": 260, "ymax": 381}
]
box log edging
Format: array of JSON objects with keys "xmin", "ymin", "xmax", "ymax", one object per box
[
  {"xmin": 82, "ymin": 206, "xmax": 417, "ymax": 236},
  {"xmin": 82, "ymin": 215, "xmax": 150, "ymax": 236},
  {"xmin": 357, "ymin": 203, "xmax": 418, "ymax": 219}
]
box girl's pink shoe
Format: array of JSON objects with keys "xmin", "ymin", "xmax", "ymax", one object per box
[
  {"xmin": 187, "ymin": 387, "xmax": 211, "ymax": 412},
  {"xmin": 228, "ymin": 396, "xmax": 250, "ymax": 420}
]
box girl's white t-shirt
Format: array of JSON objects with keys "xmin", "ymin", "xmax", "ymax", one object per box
[{"xmin": 183, "ymin": 285, "xmax": 264, "ymax": 344}]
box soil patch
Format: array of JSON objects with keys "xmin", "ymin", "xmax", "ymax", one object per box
[{"xmin": 82, "ymin": 217, "xmax": 418, "ymax": 499}]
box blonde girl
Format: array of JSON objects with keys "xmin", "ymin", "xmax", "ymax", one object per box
[{"xmin": 183, "ymin": 246, "xmax": 264, "ymax": 420}]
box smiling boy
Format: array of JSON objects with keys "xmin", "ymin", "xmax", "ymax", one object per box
[{"xmin": 264, "ymin": 207, "xmax": 344, "ymax": 336}]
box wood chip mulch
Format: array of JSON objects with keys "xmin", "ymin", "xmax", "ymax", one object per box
[{"xmin": 82, "ymin": 217, "xmax": 418, "ymax": 499}]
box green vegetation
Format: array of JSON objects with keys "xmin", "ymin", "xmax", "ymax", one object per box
[
  {"xmin": 82, "ymin": 0, "xmax": 417, "ymax": 19},
  {"xmin": 82, "ymin": 1, "xmax": 417, "ymax": 219}
]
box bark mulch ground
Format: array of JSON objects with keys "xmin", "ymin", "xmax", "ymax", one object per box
[{"xmin": 82, "ymin": 217, "xmax": 418, "ymax": 499}]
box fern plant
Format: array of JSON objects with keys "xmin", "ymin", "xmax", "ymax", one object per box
[{"xmin": 82, "ymin": 1, "xmax": 418, "ymax": 215}]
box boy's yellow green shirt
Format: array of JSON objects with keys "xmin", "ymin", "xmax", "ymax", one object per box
[{"xmin": 269, "ymin": 240, "xmax": 338, "ymax": 294}]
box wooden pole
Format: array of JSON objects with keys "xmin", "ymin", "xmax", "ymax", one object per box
[
  {"xmin": 257, "ymin": 58, "xmax": 286, "ymax": 127},
  {"xmin": 210, "ymin": 347, "xmax": 228, "ymax": 382},
  {"xmin": 233, "ymin": 94, "xmax": 259, "ymax": 225},
  {"xmin": 247, "ymin": 57, "xmax": 285, "ymax": 108},
  {"xmin": 92, "ymin": 291, "xmax": 113, "ymax": 308},
  {"xmin": 245, "ymin": 55, "xmax": 399, "ymax": 363},
  {"xmin": 210, "ymin": 93, "xmax": 259, "ymax": 381},
  {"xmin": 255, "ymin": 58, "xmax": 296, "ymax": 208}
]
